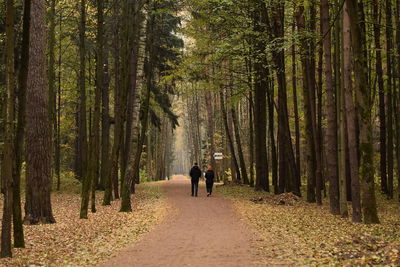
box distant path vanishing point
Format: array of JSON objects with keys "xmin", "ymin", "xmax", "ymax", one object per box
[{"xmin": 100, "ymin": 175, "xmax": 261, "ymax": 267}]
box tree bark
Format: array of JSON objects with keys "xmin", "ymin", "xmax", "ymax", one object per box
[
  {"xmin": 12, "ymin": 0, "xmax": 31, "ymax": 249},
  {"xmin": 82, "ymin": 0, "xmax": 104, "ymax": 218},
  {"xmin": 310, "ymin": 0, "xmax": 323, "ymax": 204},
  {"xmin": 346, "ymin": 0, "xmax": 380, "ymax": 224},
  {"xmin": 343, "ymin": 1, "xmax": 361, "ymax": 222},
  {"xmin": 55, "ymin": 9, "xmax": 62, "ymax": 192},
  {"xmin": 336, "ymin": 0, "xmax": 348, "ymax": 217},
  {"xmin": 79, "ymin": 0, "xmax": 93, "ymax": 218},
  {"xmin": 24, "ymin": 0, "xmax": 56, "ymax": 225},
  {"xmin": 272, "ymin": 3, "xmax": 298, "ymax": 196},
  {"xmin": 338, "ymin": 49, "xmax": 349, "ymax": 217},
  {"xmin": 231, "ymin": 102, "xmax": 248, "ymax": 184},
  {"xmin": 76, "ymin": 0, "xmax": 88, "ymax": 183},
  {"xmin": 395, "ymin": 0, "xmax": 400, "ymax": 200},
  {"xmin": 48, "ymin": 0, "xmax": 57, "ymax": 190},
  {"xmin": 267, "ymin": 80, "xmax": 278, "ymax": 194},
  {"xmin": 195, "ymin": 93, "xmax": 202, "ymax": 166},
  {"xmin": 244, "ymin": 52, "xmax": 255, "ymax": 187},
  {"xmin": 220, "ymin": 89, "xmax": 241, "ymax": 182},
  {"xmin": 1, "ymin": 0, "xmax": 16, "ymax": 257},
  {"xmin": 123, "ymin": 0, "xmax": 144, "ymax": 198},
  {"xmin": 121, "ymin": 7, "xmax": 153, "ymax": 211},
  {"xmin": 252, "ymin": 1, "xmax": 269, "ymax": 191},
  {"xmin": 373, "ymin": 0, "xmax": 388, "ymax": 195},
  {"xmin": 386, "ymin": 0, "xmax": 394, "ymax": 200},
  {"xmin": 321, "ymin": 0, "xmax": 340, "ymax": 215},
  {"xmin": 122, "ymin": 0, "xmax": 142, "ymax": 184},
  {"xmin": 104, "ymin": 0, "xmax": 130, "ymax": 205},
  {"xmin": 295, "ymin": 1, "xmax": 321, "ymax": 202},
  {"xmin": 292, "ymin": 19, "xmax": 301, "ymax": 190},
  {"xmin": 100, "ymin": 52, "xmax": 110, "ymax": 190},
  {"xmin": 248, "ymin": 91, "xmax": 255, "ymax": 187},
  {"xmin": 205, "ymin": 91, "xmax": 217, "ymax": 174}
]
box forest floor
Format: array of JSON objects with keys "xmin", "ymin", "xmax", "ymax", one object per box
[
  {"xmin": 2, "ymin": 177, "xmax": 400, "ymax": 266},
  {"xmin": 216, "ymin": 184, "xmax": 400, "ymax": 266},
  {"xmin": 0, "ymin": 182, "xmax": 168, "ymax": 267},
  {"xmin": 101, "ymin": 175, "xmax": 262, "ymax": 267}
]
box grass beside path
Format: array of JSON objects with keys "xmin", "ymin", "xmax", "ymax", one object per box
[
  {"xmin": 216, "ymin": 185, "xmax": 400, "ymax": 266},
  {"xmin": 0, "ymin": 183, "xmax": 169, "ymax": 267}
]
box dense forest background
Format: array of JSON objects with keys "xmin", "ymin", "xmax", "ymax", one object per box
[
  {"xmin": 0, "ymin": 0, "xmax": 400, "ymax": 262},
  {"xmin": 176, "ymin": 0, "xmax": 400, "ymax": 225}
]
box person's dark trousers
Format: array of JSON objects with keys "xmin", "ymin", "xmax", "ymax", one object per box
[
  {"xmin": 206, "ymin": 182, "xmax": 214, "ymax": 195},
  {"xmin": 191, "ymin": 179, "xmax": 199, "ymax": 196}
]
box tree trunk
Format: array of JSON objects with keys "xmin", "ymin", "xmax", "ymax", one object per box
[
  {"xmin": 272, "ymin": 3, "xmax": 298, "ymax": 196},
  {"xmin": 248, "ymin": 91, "xmax": 255, "ymax": 187},
  {"xmin": 267, "ymin": 79, "xmax": 278, "ymax": 194},
  {"xmin": 12, "ymin": 0, "xmax": 30, "ymax": 249},
  {"xmin": 79, "ymin": 0, "xmax": 93, "ymax": 219},
  {"xmin": 253, "ymin": 2, "xmax": 269, "ymax": 191},
  {"xmin": 295, "ymin": 1, "xmax": 320, "ymax": 202},
  {"xmin": 317, "ymin": 16, "xmax": 325, "ymax": 199},
  {"xmin": 121, "ymin": 8, "xmax": 153, "ymax": 211},
  {"xmin": 395, "ymin": 0, "xmax": 400, "ymax": 200},
  {"xmin": 194, "ymin": 92, "xmax": 202, "ymax": 166},
  {"xmin": 373, "ymin": 0, "xmax": 387, "ymax": 195},
  {"xmin": 186, "ymin": 97, "xmax": 196, "ymax": 165},
  {"xmin": 122, "ymin": 1, "xmax": 142, "ymax": 183},
  {"xmin": 310, "ymin": 0, "xmax": 323, "ymax": 205},
  {"xmin": 244, "ymin": 51, "xmax": 255, "ymax": 187},
  {"xmin": 55, "ymin": 9, "xmax": 62, "ymax": 191},
  {"xmin": 48, "ymin": 0, "xmax": 57, "ymax": 191},
  {"xmin": 229, "ymin": 112, "xmax": 237, "ymax": 182},
  {"xmin": 386, "ymin": 0, "xmax": 394, "ymax": 200},
  {"xmin": 130, "ymin": 88, "xmax": 141, "ymax": 188},
  {"xmin": 104, "ymin": 65, "xmax": 124, "ymax": 204},
  {"xmin": 321, "ymin": 0, "xmax": 340, "ymax": 215},
  {"xmin": 343, "ymin": 1, "xmax": 361, "ymax": 222},
  {"xmin": 24, "ymin": 0, "xmax": 56, "ymax": 225},
  {"xmin": 338, "ymin": 50, "xmax": 348, "ymax": 217},
  {"xmin": 122, "ymin": 0, "xmax": 143, "ymax": 201},
  {"xmin": 104, "ymin": 0, "xmax": 130, "ymax": 205},
  {"xmin": 196, "ymin": 93, "xmax": 201, "ymax": 166},
  {"xmin": 99, "ymin": 52, "xmax": 110, "ymax": 191},
  {"xmin": 76, "ymin": 0, "xmax": 88, "ymax": 183},
  {"xmin": 292, "ymin": 19, "xmax": 301, "ymax": 189},
  {"xmin": 220, "ymin": 89, "xmax": 241, "ymax": 182},
  {"xmin": 336, "ymin": 0, "xmax": 348, "ymax": 217},
  {"xmin": 346, "ymin": 0, "xmax": 380, "ymax": 224},
  {"xmin": 1, "ymin": 0, "xmax": 16, "ymax": 257},
  {"xmin": 205, "ymin": 91, "xmax": 217, "ymax": 174},
  {"xmin": 231, "ymin": 103, "xmax": 248, "ymax": 184},
  {"xmin": 85, "ymin": 0, "xmax": 105, "ymax": 217}
]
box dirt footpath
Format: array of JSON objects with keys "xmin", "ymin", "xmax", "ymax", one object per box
[{"xmin": 100, "ymin": 175, "xmax": 261, "ymax": 267}]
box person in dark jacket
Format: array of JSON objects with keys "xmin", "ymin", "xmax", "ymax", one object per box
[
  {"xmin": 189, "ymin": 163, "xmax": 202, "ymax": 197},
  {"xmin": 205, "ymin": 166, "xmax": 215, "ymax": 197}
]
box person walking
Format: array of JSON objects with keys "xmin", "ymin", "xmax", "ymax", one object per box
[
  {"xmin": 205, "ymin": 166, "xmax": 215, "ymax": 197},
  {"xmin": 189, "ymin": 162, "xmax": 202, "ymax": 197}
]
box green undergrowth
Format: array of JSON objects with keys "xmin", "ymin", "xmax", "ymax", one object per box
[{"xmin": 53, "ymin": 171, "xmax": 81, "ymax": 194}]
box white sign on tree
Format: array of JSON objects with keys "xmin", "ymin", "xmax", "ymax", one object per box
[{"xmin": 214, "ymin": 152, "xmax": 223, "ymax": 160}]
